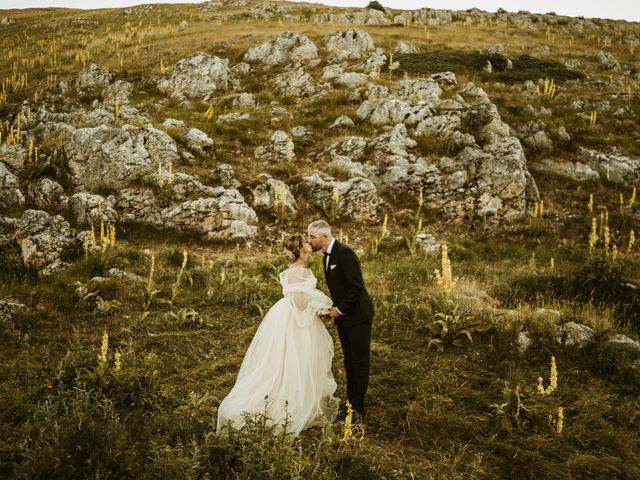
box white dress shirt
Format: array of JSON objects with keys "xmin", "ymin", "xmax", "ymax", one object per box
[{"xmin": 324, "ymin": 238, "xmax": 343, "ymax": 316}]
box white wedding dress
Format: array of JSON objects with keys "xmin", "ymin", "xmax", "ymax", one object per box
[{"xmin": 216, "ymin": 265, "xmax": 340, "ymax": 436}]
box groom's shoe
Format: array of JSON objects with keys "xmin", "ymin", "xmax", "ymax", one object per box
[{"xmin": 351, "ymin": 410, "xmax": 363, "ymax": 425}]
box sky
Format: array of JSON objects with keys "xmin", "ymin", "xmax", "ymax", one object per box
[{"xmin": 1, "ymin": 0, "xmax": 639, "ymax": 22}]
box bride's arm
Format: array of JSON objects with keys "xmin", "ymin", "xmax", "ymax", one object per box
[{"xmin": 286, "ymin": 268, "xmax": 330, "ymax": 314}]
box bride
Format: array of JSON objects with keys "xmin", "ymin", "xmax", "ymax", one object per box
[{"xmin": 216, "ymin": 235, "xmax": 340, "ymax": 436}]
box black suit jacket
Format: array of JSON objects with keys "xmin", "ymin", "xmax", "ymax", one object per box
[{"xmin": 324, "ymin": 240, "xmax": 374, "ymax": 328}]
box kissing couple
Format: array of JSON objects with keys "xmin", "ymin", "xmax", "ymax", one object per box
[{"xmin": 217, "ymin": 220, "xmax": 374, "ymax": 436}]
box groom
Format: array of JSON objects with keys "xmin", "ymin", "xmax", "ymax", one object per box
[{"xmin": 307, "ymin": 220, "xmax": 374, "ymax": 423}]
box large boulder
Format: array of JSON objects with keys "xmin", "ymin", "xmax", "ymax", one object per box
[
  {"xmin": 273, "ymin": 67, "xmax": 316, "ymax": 98},
  {"xmin": 251, "ymin": 173, "xmax": 298, "ymax": 218},
  {"xmin": 72, "ymin": 64, "xmax": 115, "ymax": 94},
  {"xmin": 255, "ymin": 130, "xmax": 295, "ymax": 162},
  {"xmin": 298, "ymin": 172, "xmax": 380, "ymax": 223},
  {"xmin": 15, "ymin": 209, "xmax": 79, "ymax": 277},
  {"xmin": 65, "ymin": 124, "xmax": 179, "ymax": 190},
  {"xmin": 0, "ymin": 144, "xmax": 27, "ymax": 173},
  {"xmin": 0, "ymin": 162, "xmax": 25, "ymax": 210},
  {"xmin": 324, "ymin": 29, "xmax": 376, "ymax": 62},
  {"xmin": 26, "ymin": 178, "xmax": 66, "ymax": 211},
  {"xmin": 243, "ymin": 32, "xmax": 318, "ymax": 66},
  {"xmin": 554, "ymin": 322, "xmax": 595, "ymax": 349},
  {"xmin": 68, "ymin": 192, "xmax": 119, "ymax": 226},
  {"xmin": 155, "ymin": 190, "xmax": 258, "ymax": 240},
  {"xmin": 157, "ymin": 53, "xmax": 238, "ymax": 101},
  {"xmin": 577, "ymin": 147, "xmax": 640, "ymax": 185}
]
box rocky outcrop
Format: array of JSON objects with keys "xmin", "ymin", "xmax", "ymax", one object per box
[
  {"xmin": 298, "ymin": 172, "xmax": 380, "ymax": 223},
  {"xmin": 68, "ymin": 193, "xmax": 119, "ymax": 226},
  {"xmin": 554, "ymin": 322, "xmax": 595, "ymax": 349},
  {"xmin": 155, "ymin": 191, "xmax": 258, "ymax": 240},
  {"xmin": 26, "ymin": 178, "xmax": 66, "ymax": 210},
  {"xmin": 0, "ymin": 162, "xmax": 25, "ymax": 211},
  {"xmin": 324, "ymin": 29, "xmax": 376, "ymax": 62},
  {"xmin": 157, "ymin": 53, "xmax": 239, "ymax": 101},
  {"xmin": 273, "ymin": 67, "xmax": 316, "ymax": 98},
  {"xmin": 251, "ymin": 174, "xmax": 298, "ymax": 218},
  {"xmin": 577, "ymin": 148, "xmax": 640, "ymax": 185},
  {"xmin": 255, "ymin": 130, "xmax": 295, "ymax": 162},
  {"xmin": 15, "ymin": 209, "xmax": 80, "ymax": 277},
  {"xmin": 65, "ymin": 124, "xmax": 179, "ymax": 190},
  {"xmin": 72, "ymin": 64, "xmax": 115, "ymax": 94},
  {"xmin": 243, "ymin": 32, "xmax": 318, "ymax": 66}
]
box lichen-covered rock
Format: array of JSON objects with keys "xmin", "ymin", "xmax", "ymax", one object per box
[
  {"xmin": 26, "ymin": 178, "xmax": 66, "ymax": 210},
  {"xmin": 0, "ymin": 162, "xmax": 25, "ymax": 211},
  {"xmin": 72, "ymin": 63, "xmax": 115, "ymax": 93},
  {"xmin": 157, "ymin": 53, "xmax": 239, "ymax": 101},
  {"xmin": 324, "ymin": 29, "xmax": 376, "ymax": 62},
  {"xmin": 65, "ymin": 124, "xmax": 179, "ymax": 190},
  {"xmin": 554, "ymin": 322, "xmax": 595, "ymax": 349},
  {"xmin": 68, "ymin": 192, "xmax": 119, "ymax": 226},
  {"xmin": 273, "ymin": 67, "xmax": 316, "ymax": 98},
  {"xmin": 255, "ymin": 130, "xmax": 295, "ymax": 162},
  {"xmin": 15, "ymin": 209, "xmax": 80, "ymax": 276},
  {"xmin": 577, "ymin": 147, "xmax": 640, "ymax": 185},
  {"xmin": 243, "ymin": 31, "xmax": 318, "ymax": 66},
  {"xmin": 155, "ymin": 191, "xmax": 258, "ymax": 240},
  {"xmin": 298, "ymin": 172, "xmax": 380, "ymax": 223},
  {"xmin": 330, "ymin": 115, "xmax": 355, "ymax": 129},
  {"xmin": 0, "ymin": 144, "xmax": 27, "ymax": 173},
  {"xmin": 184, "ymin": 127, "xmax": 214, "ymax": 155},
  {"xmin": 251, "ymin": 173, "xmax": 298, "ymax": 218}
]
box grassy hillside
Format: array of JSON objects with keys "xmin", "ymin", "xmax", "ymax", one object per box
[{"xmin": 1, "ymin": 1, "xmax": 640, "ymax": 478}]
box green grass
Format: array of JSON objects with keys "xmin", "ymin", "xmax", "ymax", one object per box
[{"xmin": 394, "ymin": 51, "xmax": 586, "ymax": 84}]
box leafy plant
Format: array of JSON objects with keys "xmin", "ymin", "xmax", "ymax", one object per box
[{"xmin": 427, "ymin": 304, "xmax": 493, "ymax": 351}]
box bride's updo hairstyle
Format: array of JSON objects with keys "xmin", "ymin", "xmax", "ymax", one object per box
[{"xmin": 283, "ymin": 235, "xmax": 305, "ymax": 263}]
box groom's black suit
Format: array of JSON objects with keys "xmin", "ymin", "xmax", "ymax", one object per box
[{"xmin": 323, "ymin": 240, "xmax": 373, "ymax": 415}]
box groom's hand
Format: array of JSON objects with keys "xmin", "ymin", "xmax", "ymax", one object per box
[{"xmin": 326, "ymin": 307, "xmax": 342, "ymax": 319}]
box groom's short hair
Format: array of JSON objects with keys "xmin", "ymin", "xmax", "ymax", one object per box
[{"xmin": 307, "ymin": 220, "xmax": 331, "ymax": 236}]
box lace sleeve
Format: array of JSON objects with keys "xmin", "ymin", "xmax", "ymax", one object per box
[
  {"xmin": 287, "ymin": 267, "xmax": 313, "ymax": 311},
  {"xmin": 286, "ymin": 267, "xmax": 332, "ymax": 327}
]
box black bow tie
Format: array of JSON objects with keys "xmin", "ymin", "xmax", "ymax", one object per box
[{"xmin": 323, "ymin": 251, "xmax": 330, "ymax": 257}]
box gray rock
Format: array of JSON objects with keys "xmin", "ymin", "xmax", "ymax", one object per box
[
  {"xmin": 243, "ymin": 31, "xmax": 318, "ymax": 66},
  {"xmin": 533, "ymin": 159, "xmax": 600, "ymax": 182},
  {"xmin": 0, "ymin": 144, "xmax": 27, "ymax": 173},
  {"xmin": 157, "ymin": 53, "xmax": 238, "ymax": 101},
  {"xmin": 102, "ymin": 79, "xmax": 133, "ymax": 106},
  {"xmin": 72, "ymin": 64, "xmax": 115, "ymax": 93},
  {"xmin": 26, "ymin": 178, "xmax": 66, "ymax": 210},
  {"xmin": 595, "ymin": 50, "xmax": 621, "ymax": 71},
  {"xmin": 162, "ymin": 118, "xmax": 186, "ymax": 129},
  {"xmin": 65, "ymin": 124, "xmax": 179, "ymax": 190},
  {"xmin": 15, "ymin": 209, "xmax": 79, "ymax": 277},
  {"xmin": 416, "ymin": 232, "xmax": 441, "ymax": 254},
  {"xmin": 298, "ymin": 172, "xmax": 380, "ymax": 223},
  {"xmin": 68, "ymin": 192, "xmax": 118, "ymax": 226},
  {"xmin": 554, "ymin": 321, "xmax": 595, "ymax": 349},
  {"xmin": 394, "ymin": 40, "xmax": 418, "ymax": 53},
  {"xmin": 255, "ymin": 130, "xmax": 295, "ymax": 162},
  {"xmin": 210, "ymin": 163, "xmax": 241, "ymax": 189},
  {"xmin": 577, "ymin": 147, "xmax": 640, "ymax": 185},
  {"xmin": 217, "ymin": 113, "xmax": 250, "ymax": 122},
  {"xmin": 156, "ymin": 191, "xmax": 258, "ymax": 240},
  {"xmin": 185, "ymin": 127, "xmax": 214, "ymax": 155},
  {"xmin": 0, "ymin": 162, "xmax": 25, "ymax": 210},
  {"xmin": 603, "ymin": 334, "xmax": 640, "ymax": 356},
  {"xmin": 251, "ymin": 173, "xmax": 298, "ymax": 217},
  {"xmin": 516, "ymin": 331, "xmax": 532, "ymax": 353},
  {"xmin": 330, "ymin": 115, "xmax": 355, "ymax": 129},
  {"xmin": 273, "ymin": 67, "xmax": 316, "ymax": 98},
  {"xmin": 326, "ymin": 155, "xmax": 366, "ymax": 178},
  {"xmin": 232, "ymin": 92, "xmax": 256, "ymax": 109},
  {"xmin": 324, "ymin": 29, "xmax": 376, "ymax": 62}
]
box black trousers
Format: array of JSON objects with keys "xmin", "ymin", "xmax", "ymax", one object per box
[{"xmin": 336, "ymin": 320, "xmax": 372, "ymax": 414}]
